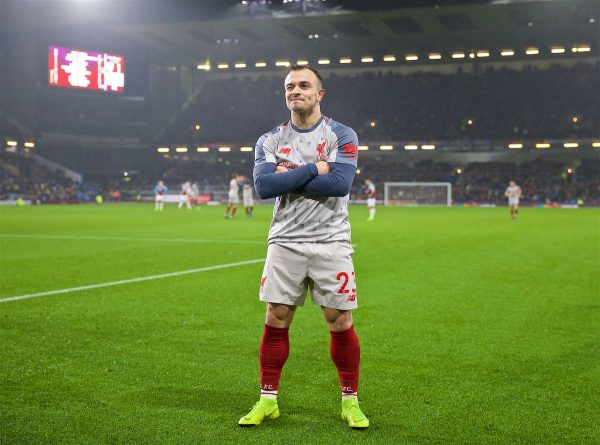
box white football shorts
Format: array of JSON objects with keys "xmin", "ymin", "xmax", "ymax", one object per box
[
  {"xmin": 259, "ymin": 241, "xmax": 358, "ymax": 310},
  {"xmin": 243, "ymin": 190, "xmax": 254, "ymax": 207}
]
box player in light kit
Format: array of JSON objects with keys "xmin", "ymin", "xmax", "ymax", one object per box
[
  {"xmin": 238, "ymin": 66, "xmax": 368, "ymax": 429},
  {"xmin": 154, "ymin": 180, "xmax": 168, "ymax": 211},
  {"xmin": 225, "ymin": 174, "xmax": 241, "ymax": 219},
  {"xmin": 242, "ymin": 176, "xmax": 255, "ymax": 218},
  {"xmin": 365, "ymin": 179, "xmax": 376, "ymax": 221},
  {"xmin": 190, "ymin": 181, "xmax": 199, "ymax": 208},
  {"xmin": 178, "ymin": 181, "xmax": 192, "ymax": 210},
  {"xmin": 504, "ymin": 180, "xmax": 522, "ymax": 219}
]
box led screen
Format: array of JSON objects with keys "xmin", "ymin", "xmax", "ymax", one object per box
[{"xmin": 48, "ymin": 46, "xmax": 125, "ymax": 93}]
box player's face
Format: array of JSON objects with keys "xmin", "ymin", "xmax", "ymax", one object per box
[{"xmin": 284, "ymin": 69, "xmax": 324, "ymax": 115}]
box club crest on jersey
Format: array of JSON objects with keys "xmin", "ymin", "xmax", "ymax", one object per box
[
  {"xmin": 316, "ymin": 140, "xmax": 327, "ymax": 161},
  {"xmin": 342, "ymin": 143, "xmax": 358, "ymax": 159},
  {"xmin": 278, "ymin": 147, "xmax": 292, "ymax": 155}
]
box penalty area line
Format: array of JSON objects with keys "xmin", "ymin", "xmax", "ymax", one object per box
[{"xmin": 0, "ymin": 258, "xmax": 265, "ymax": 304}]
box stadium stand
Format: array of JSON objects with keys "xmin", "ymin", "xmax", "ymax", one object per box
[
  {"xmin": 131, "ymin": 157, "xmax": 596, "ymax": 206},
  {"xmin": 163, "ymin": 63, "xmax": 599, "ymax": 144},
  {"xmin": 0, "ymin": 152, "xmax": 84, "ymax": 203},
  {"xmin": 354, "ymin": 158, "xmax": 599, "ymax": 205}
]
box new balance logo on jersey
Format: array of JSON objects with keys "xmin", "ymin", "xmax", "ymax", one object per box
[
  {"xmin": 278, "ymin": 147, "xmax": 292, "ymax": 155},
  {"xmin": 346, "ymin": 294, "xmax": 357, "ymax": 302}
]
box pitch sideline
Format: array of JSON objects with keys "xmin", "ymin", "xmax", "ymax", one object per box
[{"xmin": 0, "ymin": 258, "xmax": 265, "ymax": 304}]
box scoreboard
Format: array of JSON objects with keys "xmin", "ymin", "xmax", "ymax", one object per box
[{"xmin": 48, "ymin": 46, "xmax": 125, "ymax": 93}]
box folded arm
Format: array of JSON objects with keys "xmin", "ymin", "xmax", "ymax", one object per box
[
  {"xmin": 253, "ymin": 162, "xmax": 318, "ymax": 199},
  {"xmin": 297, "ymin": 162, "xmax": 356, "ymax": 197}
]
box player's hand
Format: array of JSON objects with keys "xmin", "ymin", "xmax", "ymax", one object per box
[
  {"xmin": 315, "ymin": 161, "xmax": 330, "ymax": 175},
  {"xmin": 276, "ymin": 165, "xmax": 289, "ymax": 173}
]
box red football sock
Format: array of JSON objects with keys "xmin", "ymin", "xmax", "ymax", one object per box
[
  {"xmin": 259, "ymin": 324, "xmax": 289, "ymax": 397},
  {"xmin": 330, "ymin": 325, "xmax": 360, "ymax": 397}
]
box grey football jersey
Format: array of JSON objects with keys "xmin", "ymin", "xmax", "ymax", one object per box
[{"xmin": 255, "ymin": 116, "xmax": 359, "ymax": 244}]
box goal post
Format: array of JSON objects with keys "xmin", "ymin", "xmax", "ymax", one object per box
[{"xmin": 383, "ymin": 182, "xmax": 452, "ymax": 207}]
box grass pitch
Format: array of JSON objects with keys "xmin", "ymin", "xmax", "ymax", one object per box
[{"xmin": 0, "ymin": 204, "xmax": 598, "ymax": 444}]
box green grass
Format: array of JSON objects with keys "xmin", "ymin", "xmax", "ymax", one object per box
[{"xmin": 0, "ymin": 204, "xmax": 598, "ymax": 444}]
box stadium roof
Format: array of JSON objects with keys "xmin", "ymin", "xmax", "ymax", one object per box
[
  {"xmin": 2, "ymin": 0, "xmax": 598, "ymax": 63},
  {"xmin": 113, "ymin": 0, "xmax": 598, "ymax": 64}
]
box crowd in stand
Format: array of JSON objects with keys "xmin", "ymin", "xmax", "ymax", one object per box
[
  {"xmin": 2, "ymin": 151, "xmax": 597, "ymax": 205},
  {"xmin": 170, "ymin": 63, "xmax": 599, "ymax": 145},
  {"xmin": 354, "ymin": 158, "xmax": 599, "ymax": 205},
  {"xmin": 0, "ymin": 153, "xmax": 80, "ymax": 203},
  {"xmin": 128, "ymin": 156, "xmax": 598, "ymax": 206},
  {"xmin": 3, "ymin": 63, "xmax": 598, "ymax": 206}
]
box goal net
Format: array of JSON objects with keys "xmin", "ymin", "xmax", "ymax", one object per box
[{"xmin": 384, "ymin": 182, "xmax": 452, "ymax": 207}]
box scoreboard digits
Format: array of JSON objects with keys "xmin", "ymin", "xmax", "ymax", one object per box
[{"xmin": 48, "ymin": 46, "xmax": 125, "ymax": 93}]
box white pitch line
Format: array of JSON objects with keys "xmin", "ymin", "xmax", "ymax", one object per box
[
  {"xmin": 0, "ymin": 234, "xmax": 264, "ymax": 245},
  {"xmin": 0, "ymin": 258, "xmax": 265, "ymax": 304}
]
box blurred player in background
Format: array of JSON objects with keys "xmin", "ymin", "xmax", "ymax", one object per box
[
  {"xmin": 242, "ymin": 176, "xmax": 254, "ymax": 218},
  {"xmin": 178, "ymin": 181, "xmax": 192, "ymax": 210},
  {"xmin": 190, "ymin": 181, "xmax": 199, "ymax": 208},
  {"xmin": 504, "ymin": 180, "xmax": 522, "ymax": 220},
  {"xmin": 154, "ymin": 180, "xmax": 168, "ymax": 211},
  {"xmin": 364, "ymin": 179, "xmax": 376, "ymax": 221},
  {"xmin": 225, "ymin": 174, "xmax": 241, "ymax": 219},
  {"xmin": 239, "ymin": 65, "xmax": 368, "ymax": 429}
]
